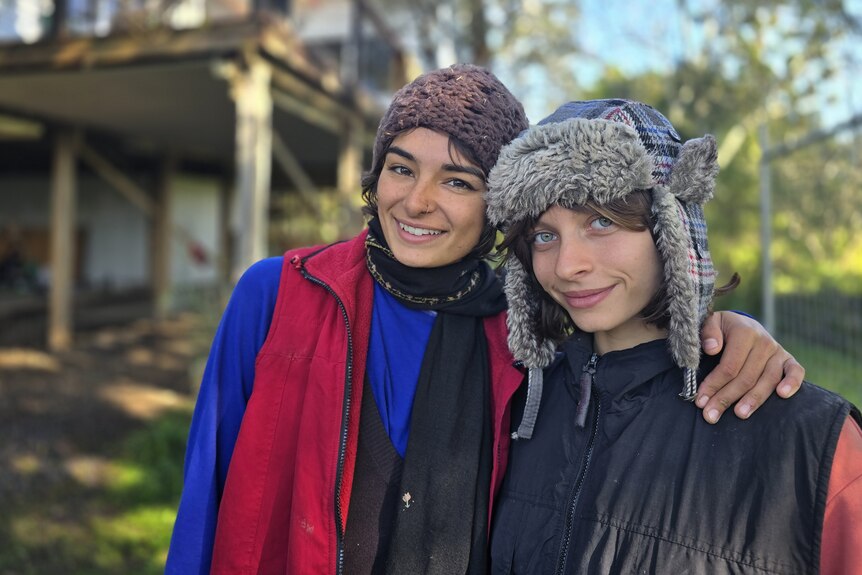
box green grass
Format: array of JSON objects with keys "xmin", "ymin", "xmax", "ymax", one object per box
[
  {"xmin": 782, "ymin": 338, "xmax": 862, "ymax": 407},
  {"xmin": 0, "ymin": 409, "xmax": 191, "ymax": 575}
]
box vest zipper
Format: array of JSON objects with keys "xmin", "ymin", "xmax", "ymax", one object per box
[
  {"xmin": 300, "ymin": 266, "xmax": 354, "ymax": 575},
  {"xmin": 555, "ymin": 352, "xmax": 600, "ymax": 575}
]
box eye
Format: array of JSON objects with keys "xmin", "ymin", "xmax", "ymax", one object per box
[
  {"xmin": 590, "ymin": 216, "xmax": 615, "ymax": 230},
  {"xmin": 387, "ymin": 164, "xmax": 413, "ymax": 177},
  {"xmin": 445, "ymin": 178, "xmax": 477, "ymax": 191},
  {"xmin": 531, "ymin": 231, "xmax": 557, "ymax": 245}
]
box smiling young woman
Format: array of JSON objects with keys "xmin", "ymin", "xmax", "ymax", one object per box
[{"xmin": 376, "ymin": 127, "xmax": 488, "ymax": 269}]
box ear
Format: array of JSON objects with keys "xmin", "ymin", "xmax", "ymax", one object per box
[{"xmin": 669, "ymin": 134, "xmax": 719, "ymax": 204}]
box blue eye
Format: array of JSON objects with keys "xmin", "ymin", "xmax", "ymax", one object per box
[
  {"xmin": 532, "ymin": 231, "xmax": 557, "ymax": 245},
  {"xmin": 591, "ymin": 217, "xmax": 615, "ymax": 230}
]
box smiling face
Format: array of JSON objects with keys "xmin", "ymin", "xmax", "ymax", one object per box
[
  {"xmin": 376, "ymin": 127, "xmax": 488, "ymax": 268},
  {"xmin": 530, "ymin": 204, "xmax": 666, "ymax": 354}
]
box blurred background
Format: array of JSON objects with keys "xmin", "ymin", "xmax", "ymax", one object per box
[{"xmin": 0, "ymin": 0, "xmax": 859, "ymax": 572}]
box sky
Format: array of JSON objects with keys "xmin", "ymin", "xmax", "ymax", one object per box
[{"xmin": 545, "ymin": 0, "xmax": 862, "ymax": 132}]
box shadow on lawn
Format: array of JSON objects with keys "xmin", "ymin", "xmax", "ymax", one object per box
[{"xmin": 0, "ymin": 314, "xmax": 212, "ymax": 574}]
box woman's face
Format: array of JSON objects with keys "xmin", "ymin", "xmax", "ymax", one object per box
[
  {"xmin": 376, "ymin": 128, "xmax": 488, "ymax": 268},
  {"xmin": 530, "ymin": 204, "xmax": 666, "ymax": 354}
]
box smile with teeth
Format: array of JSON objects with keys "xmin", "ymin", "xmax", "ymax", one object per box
[{"xmin": 399, "ymin": 222, "xmax": 443, "ymax": 236}]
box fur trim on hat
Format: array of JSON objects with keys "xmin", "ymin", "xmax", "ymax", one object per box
[{"xmin": 487, "ymin": 119, "xmax": 653, "ymax": 228}]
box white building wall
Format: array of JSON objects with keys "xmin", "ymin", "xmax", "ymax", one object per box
[
  {"xmin": 0, "ymin": 172, "xmax": 221, "ymax": 291},
  {"xmin": 0, "ymin": 175, "xmax": 148, "ymax": 289},
  {"xmin": 81, "ymin": 179, "xmax": 149, "ymax": 289},
  {"xmin": 170, "ymin": 175, "xmax": 221, "ymax": 286}
]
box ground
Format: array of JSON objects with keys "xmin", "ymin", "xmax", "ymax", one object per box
[{"xmin": 0, "ymin": 312, "xmax": 214, "ymax": 575}]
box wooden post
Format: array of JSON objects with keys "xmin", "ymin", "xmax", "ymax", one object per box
[
  {"xmin": 48, "ymin": 129, "xmax": 78, "ymax": 351},
  {"xmin": 151, "ymin": 155, "xmax": 176, "ymax": 320},
  {"xmin": 218, "ymin": 170, "xmax": 235, "ymax": 294},
  {"xmin": 231, "ymin": 60, "xmax": 273, "ymax": 282},
  {"xmin": 337, "ymin": 115, "xmax": 363, "ymax": 196}
]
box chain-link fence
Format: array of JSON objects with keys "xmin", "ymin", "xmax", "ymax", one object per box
[
  {"xmin": 764, "ymin": 117, "xmax": 862, "ymax": 405},
  {"xmin": 776, "ymin": 293, "xmax": 862, "ymax": 404}
]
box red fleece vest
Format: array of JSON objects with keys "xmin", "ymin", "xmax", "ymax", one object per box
[{"xmin": 210, "ymin": 231, "xmax": 524, "ymax": 575}]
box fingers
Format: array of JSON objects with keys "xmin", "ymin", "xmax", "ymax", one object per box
[
  {"xmin": 700, "ymin": 312, "xmax": 724, "ymax": 355},
  {"xmin": 697, "ymin": 348, "xmax": 804, "ymax": 425},
  {"xmin": 698, "ymin": 337, "xmax": 777, "ymax": 423},
  {"xmin": 777, "ymin": 354, "xmax": 805, "ymax": 398},
  {"xmin": 696, "ymin": 311, "xmax": 780, "ymax": 424},
  {"xmin": 695, "ymin": 314, "xmax": 760, "ymax": 406},
  {"xmin": 726, "ymin": 351, "xmax": 804, "ymax": 420}
]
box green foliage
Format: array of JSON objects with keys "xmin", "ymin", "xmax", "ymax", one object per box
[
  {"xmin": 0, "ymin": 409, "xmax": 191, "ymax": 574},
  {"xmin": 782, "ymin": 337, "xmax": 862, "ymax": 407}
]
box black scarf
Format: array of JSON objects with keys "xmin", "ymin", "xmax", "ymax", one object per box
[{"xmin": 365, "ymin": 218, "xmax": 505, "ymax": 574}]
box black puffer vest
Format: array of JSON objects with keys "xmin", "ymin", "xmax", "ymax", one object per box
[{"xmin": 491, "ymin": 335, "xmax": 860, "ymax": 574}]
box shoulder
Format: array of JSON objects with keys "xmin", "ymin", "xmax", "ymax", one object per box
[{"xmin": 236, "ymin": 257, "xmax": 284, "ymax": 289}]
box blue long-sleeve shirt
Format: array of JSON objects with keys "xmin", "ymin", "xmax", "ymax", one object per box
[{"xmin": 165, "ymin": 257, "xmax": 282, "ymax": 575}]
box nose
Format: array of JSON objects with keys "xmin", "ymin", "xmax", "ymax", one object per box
[
  {"xmin": 554, "ymin": 235, "xmax": 593, "ymax": 280},
  {"xmin": 402, "ymin": 177, "xmax": 436, "ymax": 216}
]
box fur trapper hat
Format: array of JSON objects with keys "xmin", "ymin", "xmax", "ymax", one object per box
[{"xmin": 487, "ymin": 99, "xmax": 718, "ymax": 421}]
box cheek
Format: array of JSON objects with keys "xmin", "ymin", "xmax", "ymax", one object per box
[
  {"xmin": 375, "ymin": 176, "xmax": 397, "ymax": 209},
  {"xmin": 453, "ymin": 198, "xmax": 488, "ymax": 239},
  {"xmin": 531, "ymin": 252, "xmax": 556, "ymax": 291},
  {"xmin": 636, "ymin": 245, "xmax": 664, "ymax": 296}
]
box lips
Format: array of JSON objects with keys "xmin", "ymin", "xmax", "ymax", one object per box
[{"xmin": 562, "ymin": 286, "xmax": 615, "ymax": 309}]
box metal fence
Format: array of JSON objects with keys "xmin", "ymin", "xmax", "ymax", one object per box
[
  {"xmin": 776, "ymin": 293, "xmax": 862, "ymax": 402},
  {"xmin": 762, "ymin": 117, "xmax": 862, "ymax": 404}
]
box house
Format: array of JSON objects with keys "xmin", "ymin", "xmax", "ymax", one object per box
[{"xmin": 0, "ymin": 0, "xmax": 411, "ymax": 349}]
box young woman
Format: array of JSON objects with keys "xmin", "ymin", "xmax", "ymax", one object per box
[
  {"xmin": 486, "ymin": 99, "xmax": 862, "ymax": 574},
  {"xmin": 165, "ymin": 70, "xmax": 803, "ymax": 575}
]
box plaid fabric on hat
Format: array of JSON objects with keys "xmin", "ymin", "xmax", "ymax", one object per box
[
  {"xmin": 679, "ymin": 201, "xmax": 715, "ymax": 327},
  {"xmin": 538, "ymin": 99, "xmax": 682, "ymax": 186}
]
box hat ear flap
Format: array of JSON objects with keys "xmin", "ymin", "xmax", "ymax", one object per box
[
  {"xmin": 503, "ymin": 257, "xmax": 557, "ymax": 370},
  {"xmin": 669, "ymin": 134, "xmax": 718, "ymax": 204}
]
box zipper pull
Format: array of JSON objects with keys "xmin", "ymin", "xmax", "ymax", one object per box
[{"xmin": 575, "ymin": 353, "xmax": 598, "ymax": 428}]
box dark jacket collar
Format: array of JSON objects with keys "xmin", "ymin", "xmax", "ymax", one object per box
[{"xmin": 562, "ymin": 333, "xmax": 678, "ymax": 413}]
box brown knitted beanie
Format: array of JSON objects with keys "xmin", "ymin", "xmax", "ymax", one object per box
[{"xmin": 371, "ymin": 64, "xmax": 528, "ymax": 177}]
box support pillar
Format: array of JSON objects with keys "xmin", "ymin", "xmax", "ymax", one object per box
[
  {"xmin": 218, "ymin": 170, "xmax": 235, "ymax": 297},
  {"xmin": 337, "ymin": 115, "xmax": 363, "ymax": 196},
  {"xmin": 48, "ymin": 129, "xmax": 78, "ymax": 351},
  {"xmin": 151, "ymin": 155, "xmax": 176, "ymax": 320},
  {"xmin": 231, "ymin": 60, "xmax": 273, "ymax": 282}
]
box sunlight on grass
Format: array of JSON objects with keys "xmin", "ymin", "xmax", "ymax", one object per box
[
  {"xmin": 0, "ymin": 408, "xmax": 192, "ymax": 574},
  {"xmin": 0, "ymin": 348, "xmax": 60, "ymax": 372},
  {"xmin": 98, "ymin": 381, "xmax": 193, "ymax": 421},
  {"xmin": 783, "ymin": 338, "xmax": 862, "ymax": 406},
  {"xmin": 11, "ymin": 453, "xmax": 42, "ymax": 474},
  {"xmin": 64, "ymin": 455, "xmax": 120, "ymax": 488},
  {"xmin": 91, "ymin": 506, "xmax": 177, "ymax": 573}
]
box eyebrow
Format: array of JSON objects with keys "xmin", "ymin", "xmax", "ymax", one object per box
[{"xmin": 387, "ymin": 146, "xmax": 485, "ymax": 180}]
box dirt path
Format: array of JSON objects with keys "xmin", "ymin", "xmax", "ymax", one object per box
[{"xmin": 0, "ymin": 313, "xmax": 213, "ymax": 572}]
